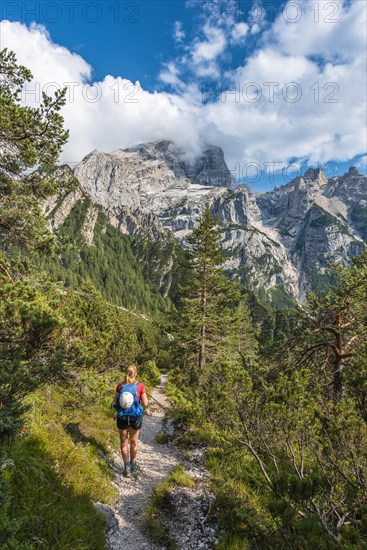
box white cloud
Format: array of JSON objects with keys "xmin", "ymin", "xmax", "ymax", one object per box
[
  {"xmin": 159, "ymin": 62, "xmax": 184, "ymax": 89},
  {"xmin": 356, "ymin": 155, "xmax": 367, "ymax": 172},
  {"xmin": 1, "ymin": 0, "xmax": 366, "ymax": 177},
  {"xmin": 250, "ymin": 23, "xmax": 261, "ymax": 35},
  {"xmin": 192, "ymin": 24, "xmax": 226, "ymax": 63},
  {"xmin": 184, "ymin": 23, "xmax": 228, "ymax": 79},
  {"xmin": 173, "ymin": 21, "xmax": 185, "ymax": 44},
  {"xmin": 231, "ymin": 22, "xmax": 249, "ymax": 44},
  {"xmin": 248, "ymin": 1, "xmax": 267, "ymax": 33},
  {"xmin": 0, "ymin": 21, "xmax": 205, "ymax": 163},
  {"xmin": 2, "ymin": 21, "xmax": 91, "ymax": 85},
  {"xmin": 271, "ymin": 0, "xmax": 367, "ymax": 62}
]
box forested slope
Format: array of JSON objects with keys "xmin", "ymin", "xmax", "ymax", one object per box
[
  {"xmin": 166, "ymin": 206, "xmax": 367, "ymax": 548},
  {"xmin": 30, "ymin": 162, "xmax": 191, "ymax": 318}
]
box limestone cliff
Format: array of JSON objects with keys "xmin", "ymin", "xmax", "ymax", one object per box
[{"xmin": 49, "ymin": 140, "xmax": 366, "ymax": 302}]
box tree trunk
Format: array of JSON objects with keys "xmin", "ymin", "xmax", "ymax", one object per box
[
  {"xmin": 333, "ymin": 363, "xmax": 343, "ymax": 398},
  {"xmin": 333, "ymin": 315, "xmax": 344, "ymax": 398},
  {"xmin": 199, "ymin": 324, "xmax": 206, "ymax": 370},
  {"xmin": 199, "ymin": 259, "xmax": 208, "ymax": 371}
]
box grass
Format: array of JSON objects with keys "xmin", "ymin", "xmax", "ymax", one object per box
[
  {"xmin": 3, "ymin": 435, "xmax": 108, "ymax": 550},
  {"xmin": 168, "ymin": 465, "xmax": 195, "ymax": 488},
  {"xmin": 216, "ymin": 533, "xmax": 252, "ymax": 549},
  {"xmin": 144, "ymin": 514, "xmax": 174, "ymax": 548},
  {"xmin": 155, "ymin": 431, "xmax": 169, "ymax": 444},
  {"xmin": 1, "ymin": 363, "xmax": 165, "ymax": 549},
  {"xmin": 1, "ymin": 368, "xmax": 122, "ymax": 549}
]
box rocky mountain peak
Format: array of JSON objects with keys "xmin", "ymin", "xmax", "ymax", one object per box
[
  {"xmin": 323, "ymin": 165, "xmax": 367, "ymax": 206},
  {"xmin": 48, "ymin": 142, "xmax": 366, "ymax": 304},
  {"xmin": 123, "ymin": 139, "xmax": 173, "ymax": 159},
  {"xmin": 74, "ymin": 140, "xmax": 234, "ymax": 212},
  {"xmin": 303, "ymin": 167, "xmax": 328, "ymax": 185},
  {"xmin": 122, "ymin": 139, "xmax": 233, "ymax": 187},
  {"xmin": 181, "ymin": 143, "xmax": 234, "ymax": 187},
  {"xmin": 347, "ymin": 166, "xmax": 362, "ymax": 177}
]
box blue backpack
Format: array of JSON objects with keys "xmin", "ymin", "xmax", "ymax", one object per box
[{"xmin": 116, "ymin": 382, "xmax": 143, "ymax": 418}]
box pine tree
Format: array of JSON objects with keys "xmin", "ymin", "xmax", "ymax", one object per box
[
  {"xmin": 190, "ymin": 204, "xmax": 224, "ymax": 371},
  {"xmin": 173, "ymin": 205, "xmax": 256, "ymax": 385},
  {"xmin": 0, "ymin": 48, "xmax": 68, "ymax": 256},
  {"xmin": 295, "ymin": 251, "xmax": 367, "ymax": 400},
  {"xmin": 231, "ymin": 299, "xmax": 258, "ymax": 362}
]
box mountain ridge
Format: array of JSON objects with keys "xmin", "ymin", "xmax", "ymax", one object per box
[{"xmin": 46, "ymin": 140, "xmax": 366, "ymax": 303}]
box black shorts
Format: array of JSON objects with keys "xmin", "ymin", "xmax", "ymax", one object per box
[{"xmin": 116, "ymin": 415, "xmax": 142, "ymax": 431}]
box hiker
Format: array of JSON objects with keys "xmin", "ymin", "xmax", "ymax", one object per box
[{"xmin": 114, "ymin": 364, "xmax": 149, "ymax": 477}]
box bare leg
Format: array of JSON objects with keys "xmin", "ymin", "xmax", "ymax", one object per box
[
  {"xmin": 119, "ymin": 429, "xmax": 130, "ymax": 463},
  {"xmin": 128, "ymin": 428, "xmax": 140, "ymax": 462}
]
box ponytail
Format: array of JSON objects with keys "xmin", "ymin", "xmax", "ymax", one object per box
[{"xmin": 124, "ymin": 364, "xmax": 137, "ymax": 384}]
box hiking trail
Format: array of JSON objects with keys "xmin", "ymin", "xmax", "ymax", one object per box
[
  {"xmin": 105, "ymin": 374, "xmax": 176, "ymax": 549},
  {"xmin": 100, "ymin": 374, "xmax": 218, "ymax": 550}
]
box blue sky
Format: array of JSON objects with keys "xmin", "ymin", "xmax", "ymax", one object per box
[
  {"xmin": 1, "ymin": 1, "xmax": 190, "ymax": 85},
  {"xmin": 1, "ymin": 0, "xmax": 366, "ymax": 190},
  {"xmin": 1, "ymin": 1, "xmax": 285, "ymax": 85}
]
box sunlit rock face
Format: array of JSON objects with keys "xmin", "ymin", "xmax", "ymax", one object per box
[{"xmin": 51, "ymin": 140, "xmax": 366, "ymax": 302}]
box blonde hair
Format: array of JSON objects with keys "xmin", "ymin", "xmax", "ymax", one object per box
[{"xmin": 124, "ymin": 364, "xmax": 138, "ymax": 385}]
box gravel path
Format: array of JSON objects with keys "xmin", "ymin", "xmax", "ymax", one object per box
[{"xmin": 106, "ymin": 374, "xmax": 180, "ymax": 550}]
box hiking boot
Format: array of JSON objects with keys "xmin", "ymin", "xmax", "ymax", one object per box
[
  {"xmin": 130, "ymin": 461, "xmax": 140, "ymax": 474},
  {"xmin": 123, "ymin": 462, "xmax": 131, "ymax": 478}
]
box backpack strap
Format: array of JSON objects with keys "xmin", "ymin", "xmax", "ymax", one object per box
[{"xmin": 118, "ymin": 382, "xmax": 139, "ymax": 397}]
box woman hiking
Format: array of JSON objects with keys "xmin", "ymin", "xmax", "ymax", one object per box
[{"xmin": 114, "ymin": 364, "xmax": 149, "ymax": 477}]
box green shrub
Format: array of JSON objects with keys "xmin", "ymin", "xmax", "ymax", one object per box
[{"xmin": 140, "ymin": 360, "xmax": 161, "ymax": 389}]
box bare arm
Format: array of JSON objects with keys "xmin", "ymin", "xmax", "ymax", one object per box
[{"xmin": 141, "ymin": 391, "xmax": 149, "ymax": 408}]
